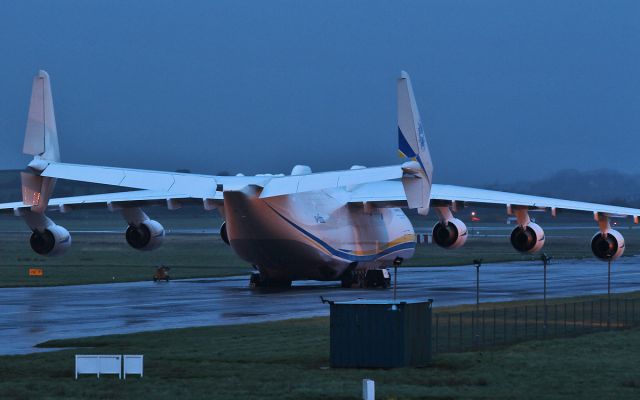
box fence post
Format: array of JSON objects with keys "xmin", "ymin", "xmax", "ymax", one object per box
[
  {"xmin": 514, "ymin": 307, "xmax": 518, "ymax": 340},
  {"xmin": 564, "ymin": 303, "xmax": 567, "ymax": 335},
  {"xmin": 524, "ymin": 305, "xmax": 528, "ymax": 338},
  {"xmin": 534, "ymin": 304, "xmax": 538, "ymax": 339},
  {"xmin": 493, "ymin": 308, "xmax": 497, "ymax": 345},
  {"xmin": 435, "ymin": 314, "xmax": 439, "ymax": 353},
  {"xmin": 617, "ymin": 298, "xmax": 620, "ymax": 329},
  {"xmin": 482, "ymin": 309, "xmax": 486, "ymax": 346},
  {"xmin": 573, "ymin": 302, "xmax": 577, "ymax": 333},
  {"xmin": 472, "ymin": 311, "xmax": 476, "ymax": 349},
  {"xmin": 533, "ymin": 306, "xmax": 536, "ymax": 338},
  {"xmin": 459, "ymin": 313, "xmax": 463, "ymax": 349},
  {"xmin": 447, "ymin": 314, "xmax": 451, "ymax": 352},
  {"xmin": 584, "ymin": 300, "xmax": 588, "ymax": 332},
  {"xmin": 554, "ymin": 304, "xmax": 558, "ymax": 336},
  {"xmin": 503, "ymin": 308, "xmax": 507, "ymax": 344}
]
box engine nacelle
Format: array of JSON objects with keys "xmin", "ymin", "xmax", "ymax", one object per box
[
  {"xmin": 432, "ymin": 218, "xmax": 468, "ymax": 249},
  {"xmin": 591, "ymin": 229, "xmax": 625, "ymax": 261},
  {"xmin": 125, "ymin": 220, "xmax": 165, "ymax": 251},
  {"xmin": 220, "ymin": 221, "xmax": 230, "ymax": 246},
  {"xmin": 30, "ymin": 225, "xmax": 71, "ymax": 256},
  {"xmin": 510, "ymin": 222, "xmax": 545, "ymax": 253}
]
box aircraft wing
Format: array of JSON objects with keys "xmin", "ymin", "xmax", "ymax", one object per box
[
  {"xmin": 348, "ymin": 181, "xmax": 640, "ymax": 219},
  {"xmin": 14, "ymin": 160, "xmax": 640, "ymax": 219},
  {"xmin": 32, "ymin": 161, "xmax": 404, "ymax": 199},
  {"xmin": 37, "ymin": 162, "xmax": 270, "ymax": 198},
  {"xmin": 0, "ymin": 189, "xmax": 222, "ymax": 216}
]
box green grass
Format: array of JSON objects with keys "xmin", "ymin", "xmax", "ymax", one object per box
[
  {"xmin": 2, "ymin": 296, "xmax": 640, "ymax": 399},
  {"xmin": 0, "ymin": 233, "xmax": 248, "ymax": 287}
]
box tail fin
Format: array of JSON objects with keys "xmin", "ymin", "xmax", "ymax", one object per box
[
  {"xmin": 22, "ymin": 70, "xmax": 59, "ymax": 213},
  {"xmin": 24, "ymin": 70, "xmax": 60, "ymax": 163},
  {"xmin": 398, "ymin": 71, "xmax": 433, "ymax": 215}
]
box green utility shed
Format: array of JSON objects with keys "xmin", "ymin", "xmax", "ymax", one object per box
[{"xmin": 329, "ymin": 299, "xmax": 432, "ymax": 368}]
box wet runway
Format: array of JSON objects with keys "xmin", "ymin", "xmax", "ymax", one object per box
[{"xmin": 2, "ymin": 257, "xmax": 640, "ymax": 355}]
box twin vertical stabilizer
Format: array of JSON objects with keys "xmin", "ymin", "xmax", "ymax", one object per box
[
  {"xmin": 22, "ymin": 70, "xmax": 60, "ymax": 213},
  {"xmin": 398, "ymin": 71, "xmax": 433, "ymax": 215},
  {"xmin": 24, "ymin": 70, "xmax": 60, "ymax": 163}
]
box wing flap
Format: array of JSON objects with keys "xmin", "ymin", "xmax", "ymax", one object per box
[
  {"xmin": 348, "ymin": 181, "xmax": 640, "ymax": 218},
  {"xmin": 0, "ymin": 190, "xmax": 224, "ymax": 215},
  {"xmin": 259, "ymin": 166, "xmax": 403, "ymax": 198}
]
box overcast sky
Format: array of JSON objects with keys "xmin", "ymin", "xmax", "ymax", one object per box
[{"xmin": 0, "ymin": 1, "xmax": 638, "ymax": 185}]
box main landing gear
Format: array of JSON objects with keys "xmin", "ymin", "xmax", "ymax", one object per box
[
  {"xmin": 249, "ymin": 271, "xmax": 292, "ymax": 288},
  {"xmin": 247, "ymin": 267, "xmax": 392, "ymax": 289},
  {"xmin": 340, "ymin": 268, "xmax": 391, "ymax": 289}
]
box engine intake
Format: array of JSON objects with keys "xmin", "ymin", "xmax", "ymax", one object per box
[
  {"xmin": 30, "ymin": 225, "xmax": 71, "ymax": 256},
  {"xmin": 510, "ymin": 223, "xmax": 545, "ymax": 253},
  {"xmin": 220, "ymin": 221, "xmax": 230, "ymax": 246},
  {"xmin": 591, "ymin": 229, "xmax": 625, "ymax": 260},
  {"xmin": 125, "ymin": 220, "xmax": 165, "ymax": 251},
  {"xmin": 432, "ymin": 218, "xmax": 468, "ymax": 249}
]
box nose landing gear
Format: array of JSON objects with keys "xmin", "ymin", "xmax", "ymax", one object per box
[{"xmin": 340, "ymin": 268, "xmax": 391, "ymax": 289}]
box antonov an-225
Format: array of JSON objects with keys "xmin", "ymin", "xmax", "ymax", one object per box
[{"xmin": 1, "ymin": 70, "xmax": 638, "ymax": 288}]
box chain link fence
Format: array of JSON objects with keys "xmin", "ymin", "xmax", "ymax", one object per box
[{"xmin": 432, "ymin": 297, "xmax": 640, "ymax": 353}]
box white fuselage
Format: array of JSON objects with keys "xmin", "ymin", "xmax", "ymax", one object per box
[{"xmin": 223, "ymin": 188, "xmax": 416, "ymax": 281}]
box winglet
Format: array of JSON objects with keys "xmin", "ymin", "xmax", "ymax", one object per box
[
  {"xmin": 398, "ymin": 71, "xmax": 433, "ymax": 215},
  {"xmin": 24, "ymin": 70, "xmax": 60, "ymax": 163}
]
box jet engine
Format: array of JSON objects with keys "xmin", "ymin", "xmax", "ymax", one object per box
[
  {"xmin": 220, "ymin": 221, "xmax": 230, "ymax": 246},
  {"xmin": 591, "ymin": 229, "xmax": 625, "ymax": 260},
  {"xmin": 125, "ymin": 220, "xmax": 165, "ymax": 251},
  {"xmin": 432, "ymin": 218, "xmax": 468, "ymax": 249},
  {"xmin": 510, "ymin": 222, "xmax": 545, "ymax": 253},
  {"xmin": 30, "ymin": 225, "xmax": 71, "ymax": 256}
]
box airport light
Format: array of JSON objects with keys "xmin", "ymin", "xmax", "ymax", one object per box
[
  {"xmin": 541, "ymin": 253, "xmax": 552, "ymax": 337},
  {"xmin": 473, "ymin": 259, "xmax": 482, "ymax": 312},
  {"xmin": 473, "ymin": 259, "xmax": 482, "ymax": 347},
  {"xmin": 607, "ymin": 255, "xmax": 613, "ymax": 330},
  {"xmin": 393, "ymin": 257, "xmax": 403, "ymax": 302}
]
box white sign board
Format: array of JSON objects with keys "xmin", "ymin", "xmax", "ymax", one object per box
[
  {"xmin": 99, "ymin": 355, "xmax": 122, "ymax": 378},
  {"xmin": 75, "ymin": 355, "xmax": 121, "ymax": 379},
  {"xmin": 75, "ymin": 356, "xmax": 99, "ymax": 379},
  {"xmin": 123, "ymin": 355, "xmax": 144, "ymax": 378}
]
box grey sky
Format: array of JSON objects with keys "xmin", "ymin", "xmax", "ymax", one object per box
[{"xmin": 1, "ymin": 0, "xmax": 639, "ymax": 185}]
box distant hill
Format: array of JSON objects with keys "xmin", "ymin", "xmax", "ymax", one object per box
[{"xmin": 485, "ymin": 169, "xmax": 640, "ymax": 207}]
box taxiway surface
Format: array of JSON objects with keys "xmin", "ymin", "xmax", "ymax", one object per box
[{"xmin": 2, "ymin": 257, "xmax": 640, "ymax": 354}]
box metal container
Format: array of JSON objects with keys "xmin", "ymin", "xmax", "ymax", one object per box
[{"xmin": 329, "ymin": 299, "xmax": 432, "ymax": 368}]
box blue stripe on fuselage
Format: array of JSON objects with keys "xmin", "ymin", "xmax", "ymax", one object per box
[{"xmin": 266, "ymin": 204, "xmax": 415, "ymax": 262}]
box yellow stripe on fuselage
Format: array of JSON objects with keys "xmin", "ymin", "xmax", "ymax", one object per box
[{"xmin": 349, "ymin": 233, "xmax": 416, "ymax": 256}]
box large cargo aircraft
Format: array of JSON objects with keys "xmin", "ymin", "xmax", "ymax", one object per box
[{"xmin": 1, "ymin": 70, "xmax": 638, "ymax": 287}]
